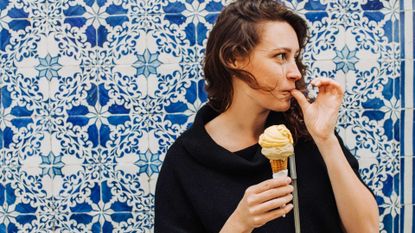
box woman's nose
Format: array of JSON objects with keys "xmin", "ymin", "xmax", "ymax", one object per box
[{"xmin": 286, "ymin": 62, "xmax": 302, "ymax": 81}]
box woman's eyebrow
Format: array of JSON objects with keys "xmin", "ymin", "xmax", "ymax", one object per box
[
  {"xmin": 269, "ymin": 47, "xmax": 300, "ymax": 54},
  {"xmin": 257, "ymin": 47, "xmax": 300, "ymax": 55}
]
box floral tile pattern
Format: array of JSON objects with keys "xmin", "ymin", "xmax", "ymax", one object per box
[{"xmin": 0, "ymin": 0, "xmax": 412, "ymax": 232}]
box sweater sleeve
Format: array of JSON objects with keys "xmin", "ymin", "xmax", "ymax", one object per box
[{"xmin": 154, "ymin": 142, "xmax": 206, "ymax": 233}]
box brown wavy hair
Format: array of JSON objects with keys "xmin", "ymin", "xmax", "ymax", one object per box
[{"xmin": 203, "ymin": 0, "xmax": 311, "ymax": 142}]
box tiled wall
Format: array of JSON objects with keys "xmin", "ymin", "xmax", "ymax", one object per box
[{"xmin": 0, "ymin": 0, "xmax": 412, "ymax": 232}]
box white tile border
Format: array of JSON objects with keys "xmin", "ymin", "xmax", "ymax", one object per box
[
  {"xmin": 404, "ymin": 1, "xmax": 414, "ymax": 108},
  {"xmin": 403, "ymin": 1, "xmax": 414, "ymax": 232}
]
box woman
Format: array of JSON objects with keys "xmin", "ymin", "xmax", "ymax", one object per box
[{"xmin": 155, "ymin": 0, "xmax": 379, "ymax": 232}]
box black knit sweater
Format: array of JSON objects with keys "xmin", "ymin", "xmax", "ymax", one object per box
[{"xmin": 155, "ymin": 104, "xmax": 363, "ymax": 233}]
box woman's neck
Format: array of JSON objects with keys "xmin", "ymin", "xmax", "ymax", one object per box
[
  {"xmin": 222, "ymin": 101, "xmax": 269, "ymax": 139},
  {"xmin": 205, "ymin": 94, "xmax": 269, "ymax": 152}
]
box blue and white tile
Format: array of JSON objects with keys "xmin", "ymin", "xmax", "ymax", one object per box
[
  {"xmin": 305, "ymin": 60, "xmax": 347, "ymax": 99},
  {"xmin": 340, "ymin": 109, "xmax": 401, "ymax": 229},
  {"xmin": 109, "ymin": 161, "xmax": 156, "ymax": 232},
  {"xmin": 147, "ymin": 63, "xmax": 206, "ymax": 115},
  {"xmin": 95, "ymin": 113, "xmax": 137, "ymax": 150},
  {"xmin": 8, "ymin": 0, "xmax": 48, "ymax": 17},
  {"xmin": 399, "ymin": 10, "xmax": 413, "ymax": 60},
  {"xmin": 149, "ymin": 0, "xmax": 223, "ymax": 16},
  {"xmin": 24, "ymin": 1, "xmax": 51, "ymax": 35},
  {"xmin": 167, "ymin": 1, "xmax": 223, "ymax": 57},
  {"xmin": 108, "ymin": 209, "xmax": 154, "ymax": 233},
  {"xmin": 305, "ymin": 15, "xmax": 397, "ymax": 110},
  {"xmin": 98, "ymin": 16, "xmax": 146, "ymax": 67},
  {"xmin": 0, "ymin": 73, "xmax": 5, "ymax": 156},
  {"xmin": 0, "ymin": 1, "xmax": 39, "ymax": 65},
  {"xmin": 147, "ymin": 63, "xmax": 188, "ymax": 113},
  {"xmin": 345, "ymin": 61, "xmax": 399, "ymax": 110},
  {"xmin": 402, "ymin": 24, "xmax": 412, "ymax": 78},
  {"xmin": 2, "ymin": 68, "xmax": 51, "ymax": 120},
  {"xmin": 400, "ymin": 204, "xmax": 415, "ymax": 233},
  {"xmin": 399, "ymin": 6, "xmax": 414, "ymax": 149},
  {"xmin": 0, "ymin": 146, "xmax": 3, "ymax": 165},
  {"xmin": 339, "ymin": 109, "xmax": 399, "ymax": 160},
  {"xmin": 13, "ymin": 34, "xmax": 86, "ymax": 117},
  {"xmin": 9, "ymin": 27, "xmax": 48, "ymax": 67},
  {"xmin": 379, "ymin": 0, "xmax": 400, "ymax": 44},
  {"xmin": 348, "ymin": 136, "xmax": 399, "ymax": 195},
  {"xmin": 53, "ymin": 165, "xmax": 102, "ymax": 223},
  {"xmin": 358, "ymin": 156, "xmax": 400, "ymax": 233},
  {"xmin": 399, "ymin": 111, "xmax": 414, "ymax": 217},
  {"xmin": 150, "ymin": 1, "xmax": 225, "ymax": 62},
  {"xmin": 49, "ymin": 65, "xmax": 99, "ymax": 119},
  {"xmin": 76, "ymin": 76, "xmax": 137, "ymax": 152},
  {"xmin": 359, "ymin": 0, "xmax": 387, "ymax": 10},
  {"xmin": 99, "ymin": 114, "xmax": 147, "ymax": 164},
  {"xmin": 51, "ymin": 16, "xmax": 99, "ymax": 67},
  {"xmin": 98, "ymin": 65, "xmax": 147, "ymax": 115},
  {"xmin": 150, "ymin": 14, "xmax": 197, "ymax": 64},
  {"xmin": 146, "ymin": 63, "xmax": 207, "ymax": 154},
  {"xmin": 283, "ymin": 0, "xmax": 327, "ymax": 13},
  {"xmin": 302, "ymin": 12, "xmax": 347, "ymax": 61},
  {"xmin": 325, "ymin": 0, "xmax": 364, "ymax": 12},
  {"xmin": 302, "ymin": 5, "xmax": 397, "ymax": 109},
  {"xmin": 63, "ymin": 180, "xmax": 135, "ymax": 232},
  {"xmin": 399, "ymin": 156, "xmax": 413, "ymax": 206},
  {"xmin": 399, "ymin": 91, "xmax": 414, "ymax": 233},
  {"xmin": 358, "ymin": 10, "xmax": 398, "ymax": 54},
  {"xmin": 102, "ymin": 163, "xmax": 153, "ymax": 212},
  {"xmin": 0, "ymin": 165, "xmax": 59, "ymax": 231},
  {"xmin": 147, "ymin": 113, "xmax": 192, "ymax": 158},
  {"xmin": 120, "ymin": 207, "xmax": 155, "ymax": 233},
  {"xmin": 55, "ymin": 163, "xmax": 151, "ymax": 232},
  {"xmin": 52, "ymin": 119, "xmax": 100, "ymax": 166},
  {"xmin": 60, "ymin": 0, "xmax": 131, "ymax": 48},
  {"xmin": 2, "ymin": 117, "xmax": 49, "ymax": 167},
  {"xmin": 0, "ymin": 174, "xmax": 38, "ymax": 232},
  {"xmin": 53, "ymin": 120, "xmax": 96, "ymax": 167}
]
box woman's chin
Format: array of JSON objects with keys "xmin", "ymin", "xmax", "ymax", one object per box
[{"xmin": 268, "ymin": 102, "xmax": 291, "ymax": 112}]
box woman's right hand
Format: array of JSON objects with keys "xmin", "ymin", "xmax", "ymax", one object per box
[{"xmin": 220, "ymin": 176, "xmax": 294, "ymax": 233}]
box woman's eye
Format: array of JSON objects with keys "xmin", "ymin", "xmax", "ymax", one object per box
[{"xmin": 275, "ymin": 53, "xmax": 286, "ymax": 60}]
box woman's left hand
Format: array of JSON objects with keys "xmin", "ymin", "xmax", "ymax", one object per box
[{"xmin": 291, "ymin": 77, "xmax": 344, "ymax": 142}]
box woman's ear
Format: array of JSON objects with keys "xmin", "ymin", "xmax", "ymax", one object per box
[
  {"xmin": 227, "ymin": 58, "xmax": 238, "ymax": 69},
  {"xmin": 227, "ymin": 56, "xmax": 249, "ymax": 69}
]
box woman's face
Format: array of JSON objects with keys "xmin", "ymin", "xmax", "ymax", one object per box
[{"xmin": 233, "ymin": 21, "xmax": 302, "ymax": 112}]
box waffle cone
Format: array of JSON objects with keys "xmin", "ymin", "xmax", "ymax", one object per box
[{"xmin": 270, "ymin": 159, "xmax": 288, "ymax": 173}]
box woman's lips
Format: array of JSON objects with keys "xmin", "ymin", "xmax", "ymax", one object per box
[
  {"xmin": 281, "ymin": 90, "xmax": 293, "ymax": 97},
  {"xmin": 271, "ymin": 89, "xmax": 296, "ymax": 99},
  {"xmin": 276, "ymin": 93, "xmax": 292, "ymax": 100}
]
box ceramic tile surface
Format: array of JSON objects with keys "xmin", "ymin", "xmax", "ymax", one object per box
[{"xmin": 0, "ymin": 0, "xmax": 413, "ymax": 232}]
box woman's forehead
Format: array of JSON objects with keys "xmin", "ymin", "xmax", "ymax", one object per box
[{"xmin": 256, "ymin": 21, "xmax": 300, "ymax": 51}]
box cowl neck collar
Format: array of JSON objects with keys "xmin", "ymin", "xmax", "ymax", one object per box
[{"xmin": 181, "ymin": 104, "xmax": 287, "ymax": 175}]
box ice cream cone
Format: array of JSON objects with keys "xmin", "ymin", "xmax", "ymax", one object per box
[
  {"xmin": 259, "ymin": 125, "xmax": 293, "ymax": 177},
  {"xmin": 270, "ymin": 159, "xmax": 288, "ymax": 173}
]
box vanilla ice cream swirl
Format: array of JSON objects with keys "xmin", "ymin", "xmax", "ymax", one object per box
[{"xmin": 258, "ymin": 125, "xmax": 294, "ymax": 160}]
